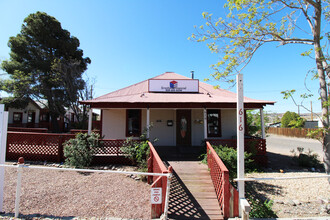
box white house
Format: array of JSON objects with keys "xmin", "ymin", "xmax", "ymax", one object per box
[{"xmin": 81, "ymin": 72, "xmax": 274, "ymax": 148}]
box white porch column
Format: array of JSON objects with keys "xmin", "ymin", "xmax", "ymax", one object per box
[
  {"xmin": 0, "ymin": 104, "xmax": 8, "ymax": 213},
  {"xmin": 203, "ymin": 108, "xmax": 207, "ymax": 140},
  {"xmin": 146, "ymin": 108, "xmax": 150, "ymax": 139},
  {"xmin": 260, "ymin": 108, "xmax": 266, "ymax": 139},
  {"xmin": 88, "ymin": 108, "xmax": 92, "ymax": 135},
  {"xmin": 237, "ymin": 74, "xmax": 245, "ymax": 200}
]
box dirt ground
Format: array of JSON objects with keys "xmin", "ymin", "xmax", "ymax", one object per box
[
  {"xmin": 246, "ymin": 150, "xmax": 330, "ymax": 218},
  {"xmin": 1, "ymin": 164, "xmax": 151, "ymax": 219}
]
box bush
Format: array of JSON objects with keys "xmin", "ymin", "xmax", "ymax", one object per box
[
  {"xmin": 281, "ymin": 111, "xmax": 305, "ymax": 128},
  {"xmin": 201, "ymin": 145, "xmax": 256, "ymax": 181},
  {"xmin": 248, "ymin": 196, "xmax": 277, "ymax": 218},
  {"xmin": 63, "ymin": 132, "xmax": 101, "ymax": 168},
  {"xmin": 121, "ymin": 138, "xmax": 150, "ymax": 171},
  {"xmin": 291, "ymin": 147, "xmax": 322, "ymax": 168}
]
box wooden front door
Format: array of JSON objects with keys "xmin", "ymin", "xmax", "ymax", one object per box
[{"xmin": 176, "ymin": 110, "xmax": 191, "ymax": 146}]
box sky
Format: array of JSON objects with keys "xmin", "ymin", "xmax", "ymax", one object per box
[{"xmin": 0, "ymin": 0, "xmax": 324, "ymax": 115}]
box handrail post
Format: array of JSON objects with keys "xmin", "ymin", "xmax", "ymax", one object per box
[
  {"xmin": 15, "ymin": 158, "xmax": 25, "ymax": 218},
  {"xmin": 163, "ymin": 166, "xmax": 172, "ymax": 220},
  {"xmin": 223, "ymin": 170, "xmax": 230, "ymax": 219}
]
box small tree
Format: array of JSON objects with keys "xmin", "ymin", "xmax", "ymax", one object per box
[
  {"xmin": 281, "ymin": 111, "xmax": 305, "ymax": 128},
  {"xmin": 64, "ymin": 132, "xmax": 101, "ymax": 168},
  {"xmin": 191, "ymin": 0, "xmax": 330, "ymax": 179}
]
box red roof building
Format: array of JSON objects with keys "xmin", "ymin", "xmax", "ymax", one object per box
[{"xmin": 82, "ymin": 72, "xmax": 274, "ymax": 147}]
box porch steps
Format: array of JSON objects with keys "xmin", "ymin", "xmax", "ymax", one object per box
[{"xmin": 168, "ymin": 161, "xmax": 224, "ymax": 220}]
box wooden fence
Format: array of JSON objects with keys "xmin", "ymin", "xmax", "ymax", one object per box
[
  {"xmin": 267, "ymin": 127, "xmax": 321, "ymax": 138},
  {"xmin": 6, "ymin": 132, "xmax": 133, "ymax": 165},
  {"xmin": 206, "ymin": 142, "xmax": 239, "ymax": 219},
  {"xmin": 206, "ymin": 137, "xmax": 267, "ymax": 167},
  {"xmin": 147, "ymin": 142, "xmax": 172, "ymax": 219}
]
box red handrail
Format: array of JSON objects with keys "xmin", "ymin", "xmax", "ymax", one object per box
[
  {"xmin": 206, "ymin": 141, "xmax": 239, "ymax": 219},
  {"xmin": 147, "ymin": 142, "xmax": 172, "ymax": 219}
]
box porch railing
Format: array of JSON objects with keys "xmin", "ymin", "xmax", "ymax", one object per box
[
  {"xmin": 6, "ymin": 132, "xmax": 133, "ymax": 164},
  {"xmin": 206, "ymin": 141, "xmax": 239, "ymax": 219},
  {"xmin": 147, "ymin": 142, "xmax": 172, "ymax": 219},
  {"xmin": 206, "ymin": 137, "xmax": 267, "ymax": 166}
]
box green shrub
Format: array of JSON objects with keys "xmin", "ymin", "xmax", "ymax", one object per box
[
  {"xmin": 248, "ymin": 196, "xmax": 277, "ymax": 218},
  {"xmin": 63, "ymin": 132, "xmax": 101, "ymax": 168},
  {"xmin": 291, "ymin": 147, "xmax": 322, "ymax": 168},
  {"xmin": 201, "ymin": 145, "xmax": 256, "ymax": 181},
  {"xmin": 121, "ymin": 138, "xmax": 150, "ymax": 171}
]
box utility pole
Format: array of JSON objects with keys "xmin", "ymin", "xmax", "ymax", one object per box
[{"xmin": 311, "ymin": 101, "xmax": 313, "ymax": 121}]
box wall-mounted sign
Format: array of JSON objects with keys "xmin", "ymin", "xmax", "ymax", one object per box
[
  {"xmin": 148, "ymin": 79, "xmax": 199, "ymax": 93},
  {"xmin": 151, "ymin": 187, "xmax": 162, "ymax": 204}
]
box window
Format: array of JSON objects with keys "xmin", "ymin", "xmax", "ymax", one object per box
[
  {"xmin": 13, "ymin": 112, "xmax": 23, "ymax": 123},
  {"xmin": 126, "ymin": 109, "xmax": 141, "ymax": 137},
  {"xmin": 27, "ymin": 112, "xmax": 35, "ymax": 123},
  {"xmin": 207, "ymin": 109, "xmax": 221, "ymax": 137},
  {"xmin": 40, "ymin": 113, "xmax": 49, "ymax": 122},
  {"xmin": 71, "ymin": 113, "xmax": 75, "ymax": 122}
]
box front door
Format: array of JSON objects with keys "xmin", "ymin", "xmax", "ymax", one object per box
[{"xmin": 176, "ymin": 110, "xmax": 191, "ymax": 146}]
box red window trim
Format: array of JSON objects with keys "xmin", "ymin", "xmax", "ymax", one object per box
[
  {"xmin": 207, "ymin": 109, "xmax": 222, "ymax": 137},
  {"xmin": 126, "ymin": 109, "xmax": 142, "ymax": 137}
]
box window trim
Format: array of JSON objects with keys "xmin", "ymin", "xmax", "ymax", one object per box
[
  {"xmin": 207, "ymin": 109, "xmax": 222, "ymax": 137},
  {"xmin": 126, "ymin": 109, "xmax": 142, "ymax": 137},
  {"xmin": 13, "ymin": 112, "xmax": 23, "ymax": 123}
]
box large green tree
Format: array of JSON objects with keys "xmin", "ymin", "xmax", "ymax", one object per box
[
  {"xmin": 1, "ymin": 11, "xmax": 91, "ymax": 132},
  {"xmin": 191, "ymin": 0, "xmax": 330, "ymax": 179}
]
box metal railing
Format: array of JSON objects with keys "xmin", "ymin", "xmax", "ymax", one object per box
[{"xmin": 0, "ymin": 158, "xmax": 172, "ymax": 219}]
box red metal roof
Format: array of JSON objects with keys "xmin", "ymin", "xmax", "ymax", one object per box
[{"xmin": 81, "ymin": 72, "xmax": 275, "ymax": 107}]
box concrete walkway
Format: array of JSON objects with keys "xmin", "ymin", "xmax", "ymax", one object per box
[{"xmin": 167, "ymin": 161, "xmax": 223, "ymax": 220}]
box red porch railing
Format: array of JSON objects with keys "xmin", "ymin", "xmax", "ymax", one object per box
[
  {"xmin": 6, "ymin": 132, "xmax": 75, "ymax": 162},
  {"xmin": 206, "ymin": 141, "xmax": 239, "ymax": 219},
  {"xmin": 147, "ymin": 142, "xmax": 172, "ymax": 219},
  {"xmin": 8, "ymin": 127, "xmax": 48, "ymax": 133},
  {"xmin": 206, "ymin": 137, "xmax": 267, "ymax": 166},
  {"xmin": 6, "ymin": 132, "xmax": 133, "ymax": 164}
]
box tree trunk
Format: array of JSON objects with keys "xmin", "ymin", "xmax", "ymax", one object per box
[
  {"xmin": 324, "ymin": 134, "xmax": 330, "ymax": 182},
  {"xmin": 50, "ymin": 112, "xmax": 60, "ymax": 133},
  {"xmin": 313, "ymin": 1, "xmax": 330, "ymax": 182}
]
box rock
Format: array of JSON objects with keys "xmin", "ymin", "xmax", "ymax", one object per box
[
  {"xmin": 317, "ymin": 199, "xmax": 325, "ymax": 204},
  {"xmin": 274, "ymin": 200, "xmax": 284, "ymax": 204},
  {"xmin": 12, "ymin": 162, "xmax": 17, "ymax": 165},
  {"xmin": 321, "ymin": 199, "xmax": 329, "ymax": 204},
  {"xmin": 286, "ymin": 200, "xmax": 296, "ymax": 206},
  {"xmin": 104, "ymin": 166, "xmax": 109, "ymax": 170},
  {"xmin": 293, "ymin": 200, "xmax": 301, "ymax": 205},
  {"xmin": 311, "ymin": 167, "xmax": 315, "ymax": 172},
  {"xmin": 135, "ymin": 177, "xmax": 141, "ymax": 181},
  {"xmin": 279, "ymin": 169, "xmax": 284, "ymax": 173}
]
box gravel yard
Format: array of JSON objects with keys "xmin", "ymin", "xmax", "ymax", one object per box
[
  {"xmin": 246, "ymin": 170, "xmax": 330, "ymax": 218},
  {"xmin": 1, "ymin": 164, "xmax": 151, "ymax": 219}
]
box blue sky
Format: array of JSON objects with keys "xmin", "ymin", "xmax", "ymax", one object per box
[{"xmin": 0, "ymin": 0, "xmax": 322, "ymax": 114}]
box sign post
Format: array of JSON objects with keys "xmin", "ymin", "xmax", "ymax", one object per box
[
  {"xmin": 237, "ymin": 74, "xmax": 245, "ymax": 200},
  {"xmin": 0, "ymin": 104, "xmax": 8, "ymax": 213}
]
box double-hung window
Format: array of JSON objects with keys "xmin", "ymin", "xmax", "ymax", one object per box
[
  {"xmin": 207, "ymin": 109, "xmax": 222, "ymax": 137},
  {"xmin": 126, "ymin": 109, "xmax": 141, "ymax": 137}
]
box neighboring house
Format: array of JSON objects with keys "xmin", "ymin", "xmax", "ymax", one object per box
[
  {"xmin": 267, "ymin": 122, "xmax": 281, "ymax": 127},
  {"xmin": 81, "ymin": 72, "xmax": 275, "ymax": 147},
  {"xmin": 2, "ymin": 98, "xmax": 79, "ymax": 132},
  {"xmin": 6, "ymin": 99, "xmax": 42, "ymax": 128}
]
